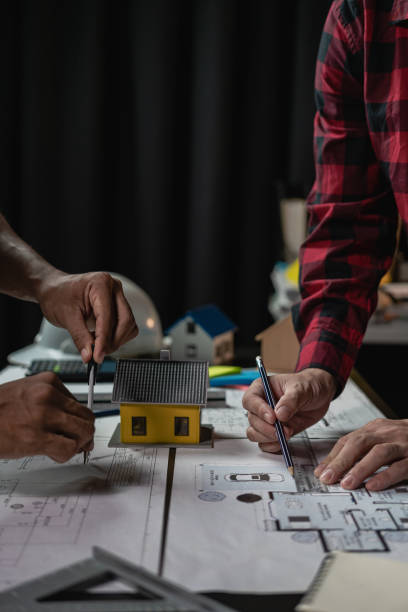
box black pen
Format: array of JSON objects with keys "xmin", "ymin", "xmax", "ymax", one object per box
[{"xmin": 255, "ymin": 356, "xmax": 294, "ymax": 476}]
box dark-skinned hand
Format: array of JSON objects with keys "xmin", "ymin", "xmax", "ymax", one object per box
[{"xmin": 0, "ymin": 372, "xmax": 95, "ymax": 462}]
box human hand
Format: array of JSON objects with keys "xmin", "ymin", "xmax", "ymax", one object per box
[
  {"xmin": 315, "ymin": 418, "xmax": 408, "ymax": 491},
  {"xmin": 0, "ymin": 372, "xmax": 95, "ymax": 462},
  {"xmin": 243, "ymin": 368, "xmax": 337, "ymax": 452},
  {"xmin": 37, "ymin": 271, "xmax": 138, "ymax": 363}
]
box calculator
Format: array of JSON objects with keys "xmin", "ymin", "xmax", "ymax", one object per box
[{"xmin": 26, "ymin": 359, "xmax": 117, "ymax": 382}]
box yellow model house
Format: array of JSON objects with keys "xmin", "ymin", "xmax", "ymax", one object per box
[{"xmin": 112, "ymin": 355, "xmax": 208, "ymax": 445}]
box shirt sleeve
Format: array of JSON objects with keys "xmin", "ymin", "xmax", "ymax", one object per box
[{"xmin": 293, "ymin": 0, "xmax": 397, "ymax": 393}]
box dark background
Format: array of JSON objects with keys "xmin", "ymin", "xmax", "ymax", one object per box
[{"xmin": 0, "ymin": 0, "xmax": 332, "ymax": 365}]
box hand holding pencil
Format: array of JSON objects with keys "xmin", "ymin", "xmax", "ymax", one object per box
[
  {"xmin": 255, "ymin": 356, "xmax": 294, "ymax": 475},
  {"xmin": 243, "ymin": 367, "xmax": 336, "ymax": 455}
]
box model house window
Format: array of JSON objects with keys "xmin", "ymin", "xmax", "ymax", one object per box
[
  {"xmin": 186, "ymin": 344, "xmax": 197, "ymax": 358},
  {"xmin": 174, "ymin": 416, "xmax": 189, "ymax": 436},
  {"xmin": 186, "ymin": 321, "xmax": 196, "ymax": 334},
  {"xmin": 131, "ymin": 416, "xmax": 146, "ymax": 436}
]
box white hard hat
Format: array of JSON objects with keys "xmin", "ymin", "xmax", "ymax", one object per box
[{"xmin": 7, "ymin": 274, "xmax": 163, "ymax": 366}]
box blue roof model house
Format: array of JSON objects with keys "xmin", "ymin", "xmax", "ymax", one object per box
[{"xmin": 166, "ymin": 304, "xmax": 237, "ymax": 364}]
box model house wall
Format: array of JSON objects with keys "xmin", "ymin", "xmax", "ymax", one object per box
[
  {"xmin": 255, "ymin": 315, "xmax": 299, "ymax": 373},
  {"xmin": 212, "ymin": 330, "xmax": 234, "ymax": 364},
  {"xmin": 169, "ymin": 316, "xmax": 214, "ymax": 362},
  {"xmin": 120, "ymin": 403, "xmax": 201, "ymax": 444},
  {"xmin": 166, "ymin": 305, "xmax": 237, "ymax": 364}
]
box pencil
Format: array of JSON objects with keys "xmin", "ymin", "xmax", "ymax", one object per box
[
  {"xmin": 255, "ymin": 356, "xmax": 294, "ymax": 476},
  {"xmin": 84, "ymin": 357, "xmax": 96, "ymax": 464}
]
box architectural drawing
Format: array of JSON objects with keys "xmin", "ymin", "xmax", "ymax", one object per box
[
  {"xmin": 164, "ymin": 380, "xmax": 408, "ymax": 593},
  {"xmin": 0, "ymin": 416, "xmax": 167, "ymax": 590},
  {"xmin": 0, "ymin": 367, "xmax": 404, "ymax": 595}
]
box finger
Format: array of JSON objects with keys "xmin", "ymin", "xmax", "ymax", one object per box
[
  {"xmin": 43, "ymin": 434, "xmax": 79, "ymax": 463},
  {"xmin": 61, "ymin": 398, "xmax": 96, "ymax": 423},
  {"xmin": 80, "ymin": 438, "xmax": 95, "ymax": 453},
  {"xmin": 28, "ymin": 380, "xmax": 95, "ymax": 425},
  {"xmin": 34, "ymin": 380, "xmax": 95, "ymax": 423},
  {"xmin": 91, "ymin": 289, "xmax": 115, "ymax": 364},
  {"xmin": 46, "ymin": 410, "xmax": 95, "ymax": 447},
  {"xmin": 110, "ymin": 284, "xmax": 138, "ymax": 351},
  {"xmin": 340, "ymin": 443, "xmax": 403, "ymax": 490},
  {"xmin": 366, "ymin": 458, "xmax": 408, "ymax": 491},
  {"xmin": 32, "ymin": 372, "xmax": 79, "ymax": 402},
  {"xmin": 273, "ymin": 378, "xmax": 309, "ymax": 422},
  {"xmin": 35, "ymin": 382, "xmax": 96, "ymax": 422},
  {"xmin": 63, "ymin": 312, "xmax": 94, "ymax": 363},
  {"xmin": 242, "ymin": 379, "xmax": 277, "ymax": 425},
  {"xmin": 247, "ymin": 413, "xmax": 279, "ymax": 441},
  {"xmin": 314, "ymin": 436, "xmax": 349, "ymax": 477},
  {"xmin": 247, "ymin": 425, "xmax": 278, "ymax": 444},
  {"xmin": 319, "ymin": 434, "xmax": 374, "ymax": 484},
  {"xmin": 258, "ymin": 441, "xmax": 282, "ymax": 454},
  {"xmin": 247, "ymin": 412, "xmax": 294, "ymax": 443}
]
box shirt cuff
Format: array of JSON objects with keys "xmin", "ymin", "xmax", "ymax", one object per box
[{"xmin": 295, "ymin": 327, "xmax": 361, "ymax": 397}]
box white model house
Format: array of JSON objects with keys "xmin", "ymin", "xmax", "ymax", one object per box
[{"xmin": 166, "ymin": 304, "xmax": 237, "ymax": 364}]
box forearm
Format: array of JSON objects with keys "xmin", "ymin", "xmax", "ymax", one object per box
[
  {"xmin": 0, "ymin": 213, "xmax": 64, "ymax": 302},
  {"xmin": 294, "ymin": 187, "xmax": 397, "ymax": 393},
  {"xmin": 294, "ymin": 2, "xmax": 397, "ymax": 393}
]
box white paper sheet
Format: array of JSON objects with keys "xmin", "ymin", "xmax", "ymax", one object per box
[
  {"xmin": 163, "ymin": 438, "xmax": 324, "ymax": 593},
  {"xmin": 0, "ymin": 416, "xmax": 167, "ymax": 590},
  {"xmin": 305, "ymin": 378, "xmax": 383, "ymax": 439},
  {"xmin": 164, "ymin": 381, "xmax": 408, "ymax": 594},
  {"xmin": 203, "ymin": 378, "xmax": 384, "ymax": 442},
  {"xmin": 2, "ymin": 366, "xmax": 403, "ymax": 595},
  {"xmin": 202, "ymin": 389, "xmax": 248, "ymax": 438}
]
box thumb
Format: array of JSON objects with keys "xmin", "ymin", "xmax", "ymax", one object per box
[
  {"xmin": 274, "ymin": 380, "xmax": 308, "ymax": 423},
  {"xmin": 65, "ymin": 314, "xmax": 94, "ymax": 363}
]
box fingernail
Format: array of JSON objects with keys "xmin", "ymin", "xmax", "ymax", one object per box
[
  {"xmin": 341, "ymin": 474, "xmax": 355, "ymax": 489},
  {"xmin": 264, "ymin": 411, "xmax": 274, "ymax": 424},
  {"xmin": 320, "ymin": 468, "xmax": 335, "ymax": 484},
  {"xmin": 276, "ymin": 405, "xmax": 289, "ymax": 420},
  {"xmin": 314, "ymin": 464, "xmax": 325, "ymax": 477},
  {"xmin": 81, "ymin": 348, "xmax": 90, "ymax": 362}
]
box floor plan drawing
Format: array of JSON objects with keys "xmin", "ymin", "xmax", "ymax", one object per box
[
  {"xmin": 0, "ymin": 416, "xmax": 168, "ymax": 590},
  {"xmin": 202, "ymin": 388, "xmax": 248, "ymax": 438},
  {"xmin": 164, "ymin": 381, "xmax": 408, "ymax": 593},
  {"xmin": 304, "ymin": 377, "xmax": 382, "ymax": 439},
  {"xmin": 1, "ymin": 369, "xmax": 405, "ymax": 596}
]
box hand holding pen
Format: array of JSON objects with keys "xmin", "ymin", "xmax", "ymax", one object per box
[{"xmin": 255, "ymin": 356, "xmax": 294, "ymax": 475}]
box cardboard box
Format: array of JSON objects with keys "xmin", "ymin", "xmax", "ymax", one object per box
[{"xmin": 255, "ymin": 315, "xmax": 300, "ymax": 373}]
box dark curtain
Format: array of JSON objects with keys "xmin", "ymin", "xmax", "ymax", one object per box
[{"xmin": 0, "ymin": 0, "xmax": 331, "ymax": 364}]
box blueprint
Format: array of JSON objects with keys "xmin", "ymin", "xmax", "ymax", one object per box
[
  {"xmin": 305, "ymin": 378, "xmax": 382, "ymax": 439},
  {"xmin": 164, "ymin": 380, "xmax": 408, "ymax": 593},
  {"xmin": 0, "ymin": 416, "xmax": 167, "ymax": 590},
  {"xmin": 1, "ymin": 367, "xmax": 405, "ymax": 594},
  {"xmin": 202, "ymin": 388, "xmax": 248, "ymax": 439},
  {"xmin": 202, "ymin": 378, "xmax": 383, "ymax": 441}
]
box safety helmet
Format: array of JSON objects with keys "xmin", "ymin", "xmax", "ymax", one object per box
[{"xmin": 7, "ymin": 274, "xmax": 163, "ymax": 366}]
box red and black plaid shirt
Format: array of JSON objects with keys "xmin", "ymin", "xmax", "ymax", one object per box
[{"xmin": 294, "ymin": 0, "xmax": 408, "ymax": 392}]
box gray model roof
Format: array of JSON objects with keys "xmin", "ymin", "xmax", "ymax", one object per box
[{"xmin": 112, "ymin": 359, "xmax": 208, "ymax": 405}]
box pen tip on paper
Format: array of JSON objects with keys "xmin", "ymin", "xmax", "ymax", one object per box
[{"xmin": 288, "ymin": 466, "xmax": 294, "ymax": 476}]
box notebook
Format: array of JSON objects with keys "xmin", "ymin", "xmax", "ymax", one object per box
[{"xmin": 296, "ymin": 551, "xmax": 408, "ymax": 612}]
